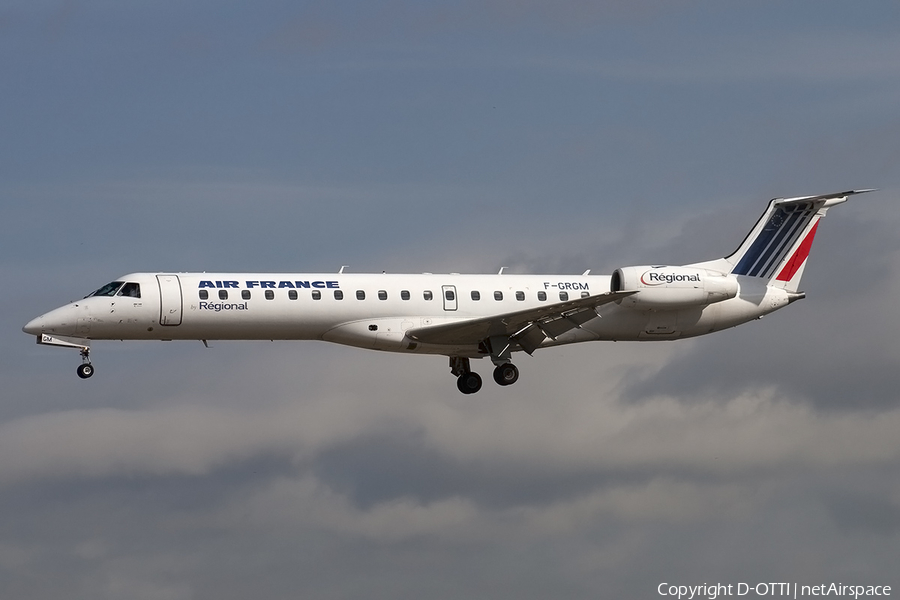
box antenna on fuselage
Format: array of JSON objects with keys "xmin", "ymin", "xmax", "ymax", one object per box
[
  {"xmin": 339, "ymin": 265, "xmax": 349, "ymax": 273},
  {"xmin": 498, "ymin": 267, "xmax": 506, "ymax": 275}
]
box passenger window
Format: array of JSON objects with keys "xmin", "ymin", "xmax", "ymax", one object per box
[
  {"xmin": 219, "ymin": 290, "xmax": 228, "ymax": 300},
  {"xmin": 117, "ymin": 282, "xmax": 141, "ymax": 298},
  {"xmin": 424, "ymin": 291, "xmax": 433, "ymax": 301},
  {"xmin": 265, "ymin": 290, "xmax": 274, "ymax": 300},
  {"xmin": 312, "ymin": 290, "xmax": 321, "ymax": 300},
  {"xmin": 471, "ymin": 291, "xmax": 480, "ymax": 301},
  {"xmin": 378, "ymin": 290, "xmax": 387, "ymax": 300},
  {"xmin": 538, "ymin": 291, "xmax": 547, "ymax": 301},
  {"xmin": 581, "ymin": 291, "xmax": 590, "ymax": 298},
  {"xmin": 515, "ymin": 291, "xmax": 525, "ymax": 301},
  {"xmin": 445, "ymin": 290, "xmax": 455, "ymax": 301},
  {"xmin": 334, "ymin": 290, "xmax": 343, "ymax": 300},
  {"xmin": 401, "ymin": 290, "xmax": 410, "ymax": 300},
  {"xmin": 494, "ymin": 291, "xmax": 503, "ymax": 301},
  {"xmin": 242, "ymin": 290, "xmax": 251, "ymax": 300},
  {"xmin": 199, "ymin": 290, "xmax": 209, "ymax": 300},
  {"xmin": 289, "ymin": 290, "xmax": 298, "ymax": 300},
  {"xmin": 356, "ymin": 290, "xmax": 366, "ymax": 300},
  {"xmin": 559, "ymin": 291, "xmax": 568, "ymax": 301}
]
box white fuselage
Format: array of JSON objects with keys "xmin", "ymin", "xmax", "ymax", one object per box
[
  {"xmin": 21, "ymin": 190, "xmax": 864, "ymax": 390},
  {"xmin": 27, "ymin": 271, "xmax": 794, "ymax": 358}
]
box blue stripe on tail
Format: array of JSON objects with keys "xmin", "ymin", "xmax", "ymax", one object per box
[{"xmin": 732, "ymin": 202, "xmax": 816, "ymax": 278}]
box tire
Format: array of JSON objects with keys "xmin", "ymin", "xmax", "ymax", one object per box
[
  {"xmin": 456, "ymin": 372, "xmax": 483, "ymax": 394},
  {"xmin": 492, "ymin": 363, "xmax": 519, "ymax": 386},
  {"xmin": 77, "ymin": 364, "xmax": 94, "ymax": 379}
]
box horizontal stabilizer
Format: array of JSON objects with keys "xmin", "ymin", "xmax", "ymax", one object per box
[{"xmin": 775, "ymin": 189, "xmax": 876, "ymax": 206}]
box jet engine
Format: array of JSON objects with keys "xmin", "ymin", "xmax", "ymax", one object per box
[{"xmin": 610, "ymin": 265, "xmax": 738, "ymax": 309}]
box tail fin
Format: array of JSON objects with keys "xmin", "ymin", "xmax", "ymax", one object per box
[{"xmin": 694, "ymin": 190, "xmax": 874, "ymax": 292}]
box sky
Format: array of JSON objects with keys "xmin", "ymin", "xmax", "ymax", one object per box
[{"xmin": 3, "ymin": 1, "xmax": 900, "ymax": 598}]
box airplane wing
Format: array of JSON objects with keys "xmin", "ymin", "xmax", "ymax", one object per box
[{"xmin": 406, "ymin": 290, "xmax": 635, "ymax": 354}]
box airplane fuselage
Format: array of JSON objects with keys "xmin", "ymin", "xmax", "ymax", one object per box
[
  {"xmin": 27, "ymin": 271, "xmax": 793, "ymax": 356},
  {"xmin": 24, "ymin": 190, "xmax": 867, "ymax": 392}
]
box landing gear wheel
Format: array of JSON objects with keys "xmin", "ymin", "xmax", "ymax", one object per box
[
  {"xmin": 493, "ymin": 363, "xmax": 519, "ymax": 386},
  {"xmin": 456, "ymin": 371, "xmax": 483, "ymax": 394},
  {"xmin": 77, "ymin": 363, "xmax": 94, "ymax": 379}
]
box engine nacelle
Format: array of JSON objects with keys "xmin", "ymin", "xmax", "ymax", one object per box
[{"xmin": 610, "ymin": 265, "xmax": 738, "ymax": 309}]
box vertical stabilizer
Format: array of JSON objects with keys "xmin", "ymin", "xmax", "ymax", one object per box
[{"xmin": 718, "ymin": 190, "xmax": 872, "ymax": 292}]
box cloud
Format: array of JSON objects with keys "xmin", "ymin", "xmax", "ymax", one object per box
[
  {"xmin": 206, "ymin": 475, "xmax": 482, "ymax": 542},
  {"xmin": 197, "ymin": 472, "xmax": 758, "ymax": 548},
  {"xmin": 6, "ymin": 345, "xmax": 900, "ymax": 500},
  {"xmin": 0, "ymin": 391, "xmax": 404, "ymax": 485}
]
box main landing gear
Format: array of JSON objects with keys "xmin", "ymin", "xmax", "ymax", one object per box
[
  {"xmin": 76, "ymin": 347, "xmax": 94, "ymax": 379},
  {"xmin": 450, "ymin": 357, "xmax": 519, "ymax": 394},
  {"xmin": 492, "ymin": 363, "xmax": 519, "ymax": 386},
  {"xmin": 457, "ymin": 371, "xmax": 482, "ymax": 394}
]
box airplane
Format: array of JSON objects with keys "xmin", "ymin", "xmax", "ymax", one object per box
[{"xmin": 23, "ymin": 190, "xmax": 871, "ymax": 393}]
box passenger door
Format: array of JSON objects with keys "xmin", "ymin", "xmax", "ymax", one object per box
[{"xmin": 157, "ymin": 274, "xmax": 183, "ymax": 326}]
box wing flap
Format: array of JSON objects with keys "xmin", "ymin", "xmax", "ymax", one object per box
[
  {"xmin": 511, "ymin": 323, "xmax": 547, "ymax": 355},
  {"xmin": 406, "ymin": 290, "xmax": 634, "ymax": 347}
]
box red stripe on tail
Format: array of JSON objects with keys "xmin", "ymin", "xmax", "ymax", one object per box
[{"xmin": 776, "ymin": 220, "xmax": 819, "ymax": 282}]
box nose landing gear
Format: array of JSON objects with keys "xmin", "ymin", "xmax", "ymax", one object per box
[
  {"xmin": 76, "ymin": 347, "xmax": 94, "ymax": 379},
  {"xmin": 31, "ymin": 334, "xmax": 94, "ymax": 379}
]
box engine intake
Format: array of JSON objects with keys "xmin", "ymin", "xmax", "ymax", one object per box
[{"xmin": 611, "ymin": 266, "xmax": 738, "ymax": 309}]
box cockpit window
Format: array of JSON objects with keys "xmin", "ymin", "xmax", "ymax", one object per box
[
  {"xmin": 88, "ymin": 281, "xmax": 124, "ymax": 297},
  {"xmin": 117, "ymin": 282, "xmax": 141, "ymax": 298}
]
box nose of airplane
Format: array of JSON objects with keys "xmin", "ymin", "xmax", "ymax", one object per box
[
  {"xmin": 23, "ymin": 315, "xmax": 43, "ymax": 335},
  {"xmin": 22, "ymin": 304, "xmax": 82, "ymax": 337}
]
